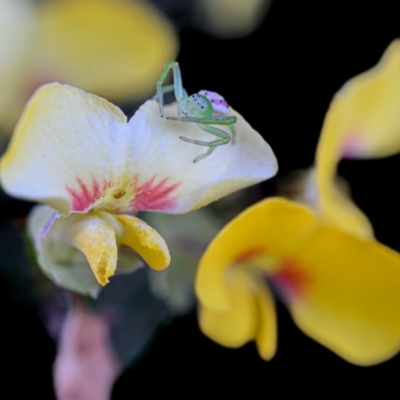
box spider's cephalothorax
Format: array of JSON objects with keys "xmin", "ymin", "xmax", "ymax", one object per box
[{"xmin": 156, "ymin": 61, "xmax": 236, "ymax": 163}]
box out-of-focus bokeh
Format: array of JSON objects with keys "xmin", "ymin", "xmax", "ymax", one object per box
[
  {"xmin": 0, "ymin": 0, "xmax": 178, "ymax": 136},
  {"xmin": 3, "ymin": 0, "xmax": 400, "ymax": 398}
]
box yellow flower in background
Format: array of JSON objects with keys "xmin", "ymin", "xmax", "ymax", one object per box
[
  {"xmin": 314, "ymin": 39, "xmax": 400, "ymax": 238},
  {"xmin": 0, "ymin": 0, "xmax": 178, "ymax": 133},
  {"xmin": 196, "ymin": 197, "xmax": 400, "ymax": 365},
  {"xmin": 0, "ymin": 83, "xmax": 277, "ymax": 296},
  {"xmin": 194, "ymin": 0, "xmax": 271, "ymax": 39}
]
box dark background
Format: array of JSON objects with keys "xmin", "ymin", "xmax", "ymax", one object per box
[{"xmin": 2, "ymin": 1, "xmax": 400, "ymax": 397}]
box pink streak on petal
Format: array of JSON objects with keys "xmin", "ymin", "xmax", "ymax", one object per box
[
  {"xmin": 66, "ymin": 177, "xmax": 111, "ymax": 212},
  {"xmin": 268, "ymin": 260, "xmax": 310, "ymax": 302},
  {"xmin": 132, "ymin": 175, "xmax": 181, "ymax": 211},
  {"xmin": 342, "ymin": 132, "xmax": 363, "ymax": 158},
  {"xmin": 40, "ymin": 212, "xmax": 62, "ymax": 239}
]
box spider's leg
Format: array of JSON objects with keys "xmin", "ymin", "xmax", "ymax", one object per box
[
  {"xmin": 180, "ymin": 124, "xmax": 231, "ymax": 162},
  {"xmin": 163, "ymin": 85, "xmax": 188, "ymax": 98},
  {"xmin": 167, "ymin": 115, "xmax": 236, "ymax": 125},
  {"xmin": 156, "ymin": 61, "xmax": 185, "ymax": 117},
  {"xmin": 229, "ymin": 123, "xmax": 236, "ymax": 144}
]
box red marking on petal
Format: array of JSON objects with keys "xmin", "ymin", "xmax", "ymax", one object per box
[
  {"xmin": 268, "ymin": 260, "xmax": 310, "ymax": 302},
  {"xmin": 234, "ymin": 248, "xmax": 266, "ymax": 264},
  {"xmin": 132, "ymin": 175, "xmax": 181, "ymax": 211},
  {"xmin": 66, "ymin": 177, "xmax": 111, "ymax": 212}
]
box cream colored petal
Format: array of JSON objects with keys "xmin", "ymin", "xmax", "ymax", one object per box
[
  {"xmin": 28, "ymin": 205, "xmax": 104, "ymax": 297},
  {"xmin": 34, "ymin": 0, "xmax": 178, "ymax": 103},
  {"xmin": 1, "ymin": 83, "xmax": 127, "ymax": 215},
  {"xmin": 1, "ymin": 83, "xmax": 277, "ymax": 216},
  {"xmin": 127, "ymin": 100, "xmax": 278, "ymax": 213}
]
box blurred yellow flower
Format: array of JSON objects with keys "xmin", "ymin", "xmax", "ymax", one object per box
[
  {"xmin": 196, "ymin": 39, "xmax": 400, "ymax": 365},
  {"xmin": 315, "ymin": 39, "xmax": 400, "ymax": 238},
  {"xmin": 0, "ymin": 0, "xmax": 178, "ymax": 133},
  {"xmin": 0, "ymin": 83, "xmax": 277, "ymax": 296},
  {"xmin": 196, "ymin": 197, "xmax": 400, "ymax": 365}
]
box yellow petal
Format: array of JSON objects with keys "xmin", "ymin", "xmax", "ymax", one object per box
[
  {"xmin": 196, "ymin": 197, "xmax": 317, "ymax": 311},
  {"xmin": 114, "ymin": 214, "xmax": 170, "ymax": 271},
  {"xmin": 199, "ymin": 268, "xmax": 258, "ymax": 348},
  {"xmin": 321, "ymin": 173, "xmax": 373, "ymax": 238},
  {"xmin": 270, "ymin": 203, "xmax": 400, "ymax": 365},
  {"xmin": 69, "ymin": 214, "xmax": 118, "ymax": 286},
  {"xmin": 314, "ymin": 40, "xmax": 400, "ymax": 238},
  {"xmin": 197, "ymin": 197, "xmax": 400, "ymax": 364},
  {"xmin": 35, "ymin": 0, "xmax": 178, "ymax": 103},
  {"xmin": 194, "ymin": 0, "xmax": 271, "ymax": 39},
  {"xmin": 1, "ymin": 83, "xmax": 277, "ymax": 216},
  {"xmin": 315, "ymin": 97, "xmax": 373, "ymax": 238},
  {"xmin": 288, "ymin": 169, "xmax": 373, "ymax": 238},
  {"xmin": 255, "ymin": 283, "xmax": 277, "ymax": 361}
]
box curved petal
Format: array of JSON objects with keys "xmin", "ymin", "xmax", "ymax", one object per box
[
  {"xmin": 314, "ymin": 40, "xmax": 400, "ymax": 239},
  {"xmin": 114, "ymin": 214, "xmax": 170, "ymax": 271},
  {"xmin": 255, "ymin": 283, "xmax": 277, "ymax": 361},
  {"xmin": 286, "ymin": 169, "xmax": 373, "ymax": 238},
  {"xmin": 198, "ymin": 268, "xmax": 258, "ymax": 348},
  {"xmin": 69, "ymin": 214, "xmax": 118, "ymax": 286},
  {"xmin": 196, "ymin": 197, "xmax": 317, "ymax": 311},
  {"xmin": 1, "ymin": 83, "xmax": 277, "ymax": 215},
  {"xmin": 27, "ymin": 206, "xmax": 155, "ymax": 296},
  {"xmin": 339, "ymin": 40, "xmax": 400, "ymax": 159},
  {"xmin": 268, "ymin": 202, "xmax": 400, "ymax": 365},
  {"xmin": 34, "ymin": 0, "xmax": 178, "ymax": 103},
  {"xmin": 315, "ymin": 97, "xmax": 373, "ymax": 238},
  {"xmin": 28, "ymin": 205, "xmax": 104, "ymax": 297}
]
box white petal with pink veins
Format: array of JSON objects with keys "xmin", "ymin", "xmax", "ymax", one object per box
[{"xmin": 1, "ymin": 83, "xmax": 277, "ymax": 215}]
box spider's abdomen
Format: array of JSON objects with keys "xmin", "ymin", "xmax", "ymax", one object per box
[{"xmin": 199, "ymin": 90, "xmax": 229, "ymax": 114}]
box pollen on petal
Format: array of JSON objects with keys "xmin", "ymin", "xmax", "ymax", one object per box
[{"xmin": 132, "ymin": 175, "xmax": 181, "ymax": 211}]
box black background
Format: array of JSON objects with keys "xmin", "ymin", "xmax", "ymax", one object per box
[{"xmin": 3, "ymin": 1, "xmax": 400, "ymax": 397}]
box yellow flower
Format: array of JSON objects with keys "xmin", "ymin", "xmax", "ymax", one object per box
[
  {"xmin": 0, "ymin": 0, "xmax": 178, "ymax": 133},
  {"xmin": 315, "ymin": 39, "xmax": 400, "ymax": 238},
  {"xmin": 0, "ymin": 83, "xmax": 277, "ymax": 296},
  {"xmin": 196, "ymin": 197, "xmax": 400, "ymax": 365},
  {"xmin": 196, "ymin": 39, "xmax": 400, "ymax": 365}
]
